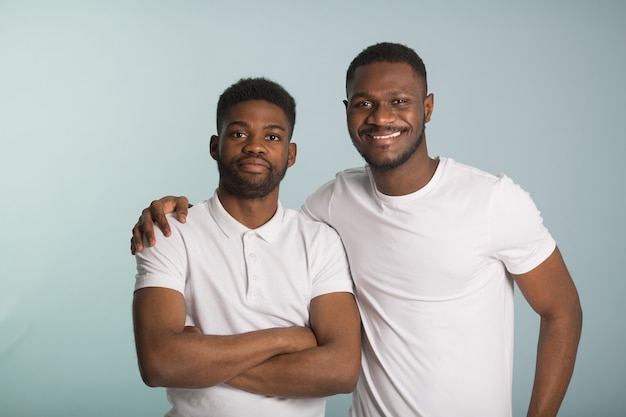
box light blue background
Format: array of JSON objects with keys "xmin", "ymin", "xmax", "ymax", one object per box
[{"xmin": 1, "ymin": 1, "xmax": 624, "ymax": 416}]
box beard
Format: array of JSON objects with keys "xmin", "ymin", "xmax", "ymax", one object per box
[
  {"xmin": 355, "ymin": 125, "xmax": 425, "ymax": 172},
  {"xmin": 216, "ymin": 156, "xmax": 288, "ymax": 199}
]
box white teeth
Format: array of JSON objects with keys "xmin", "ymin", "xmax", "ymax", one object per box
[{"xmin": 372, "ymin": 131, "xmax": 401, "ymax": 140}]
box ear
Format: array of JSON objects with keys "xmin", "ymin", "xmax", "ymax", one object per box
[
  {"xmin": 343, "ymin": 99, "xmax": 348, "ymax": 111},
  {"xmin": 209, "ymin": 135, "xmax": 219, "ymax": 160},
  {"xmin": 423, "ymin": 93, "xmax": 434, "ymax": 123},
  {"xmin": 287, "ymin": 142, "xmax": 297, "ymax": 168}
]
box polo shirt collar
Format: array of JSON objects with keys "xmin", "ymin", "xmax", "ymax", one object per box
[{"xmin": 209, "ymin": 191, "xmax": 284, "ymax": 243}]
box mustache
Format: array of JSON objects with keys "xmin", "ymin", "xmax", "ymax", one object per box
[{"xmin": 235, "ymin": 155, "xmax": 272, "ymax": 168}]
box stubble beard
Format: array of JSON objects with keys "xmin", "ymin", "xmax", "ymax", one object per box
[
  {"xmin": 355, "ymin": 125, "xmax": 425, "ymax": 172},
  {"xmin": 217, "ymin": 157, "xmax": 288, "ymax": 199}
]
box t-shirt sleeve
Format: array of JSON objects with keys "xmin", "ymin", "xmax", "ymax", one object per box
[
  {"xmin": 491, "ymin": 175, "xmax": 556, "ymax": 275},
  {"xmin": 301, "ymin": 179, "xmax": 335, "ymax": 224},
  {"xmin": 309, "ymin": 225, "xmax": 354, "ymax": 299},
  {"xmin": 134, "ymin": 219, "xmax": 187, "ymax": 295}
]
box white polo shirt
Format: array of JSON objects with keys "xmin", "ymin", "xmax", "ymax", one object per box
[{"xmin": 135, "ymin": 193, "xmax": 354, "ymax": 417}]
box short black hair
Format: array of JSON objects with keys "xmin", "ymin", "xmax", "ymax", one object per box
[
  {"xmin": 346, "ymin": 42, "xmax": 428, "ymax": 94},
  {"xmin": 216, "ymin": 77, "xmax": 296, "ymax": 139}
]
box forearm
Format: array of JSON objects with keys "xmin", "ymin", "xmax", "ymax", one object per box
[
  {"xmin": 138, "ymin": 328, "xmax": 306, "ymax": 389},
  {"xmin": 226, "ymin": 339, "xmax": 360, "ymax": 398},
  {"xmin": 226, "ymin": 292, "xmax": 362, "ymax": 398},
  {"xmin": 134, "ymin": 287, "xmax": 317, "ymax": 389},
  {"xmin": 527, "ymin": 311, "xmax": 582, "ymax": 417}
]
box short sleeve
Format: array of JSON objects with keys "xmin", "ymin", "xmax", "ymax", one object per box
[
  {"xmin": 309, "ymin": 224, "xmax": 354, "ymax": 299},
  {"xmin": 491, "ymin": 175, "xmax": 556, "ymax": 275},
  {"xmin": 134, "ymin": 219, "xmax": 187, "ymax": 295}
]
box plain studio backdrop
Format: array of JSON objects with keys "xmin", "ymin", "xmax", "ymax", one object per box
[{"xmin": 1, "ymin": 1, "xmax": 624, "ymax": 416}]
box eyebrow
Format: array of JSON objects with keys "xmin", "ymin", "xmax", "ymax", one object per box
[
  {"xmin": 226, "ymin": 120, "xmax": 287, "ymax": 132},
  {"xmin": 349, "ymin": 89, "xmax": 413, "ymax": 101}
]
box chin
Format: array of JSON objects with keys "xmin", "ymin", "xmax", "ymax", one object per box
[{"xmin": 359, "ymin": 149, "xmax": 401, "ymax": 169}]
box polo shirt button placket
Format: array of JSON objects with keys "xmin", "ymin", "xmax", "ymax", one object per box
[{"xmin": 244, "ymin": 231, "xmax": 262, "ymax": 300}]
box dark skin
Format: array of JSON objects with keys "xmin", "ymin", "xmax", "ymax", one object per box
[
  {"xmin": 511, "ymin": 248, "xmax": 582, "ymax": 417},
  {"xmin": 130, "ymin": 195, "xmax": 189, "ymax": 255},
  {"xmin": 133, "ymin": 100, "xmax": 361, "ymax": 396},
  {"xmin": 344, "ymin": 62, "xmax": 436, "ymax": 196},
  {"xmin": 343, "ymin": 62, "xmax": 582, "ymax": 417},
  {"xmin": 133, "ymin": 63, "xmax": 582, "ymax": 417}
]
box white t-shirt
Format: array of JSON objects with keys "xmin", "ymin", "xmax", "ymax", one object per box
[
  {"xmin": 302, "ymin": 157, "xmax": 556, "ymax": 417},
  {"xmin": 135, "ymin": 193, "xmax": 354, "ymax": 417}
]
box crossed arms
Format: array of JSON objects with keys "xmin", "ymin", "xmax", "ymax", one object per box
[{"xmin": 133, "ymin": 286, "xmax": 361, "ymax": 398}]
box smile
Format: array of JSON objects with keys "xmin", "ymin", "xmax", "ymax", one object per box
[{"xmin": 370, "ymin": 131, "xmax": 401, "ymax": 140}]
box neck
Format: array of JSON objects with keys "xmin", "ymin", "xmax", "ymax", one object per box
[
  {"xmin": 370, "ymin": 145, "xmax": 439, "ymax": 196},
  {"xmin": 216, "ymin": 187, "xmax": 280, "ymax": 229}
]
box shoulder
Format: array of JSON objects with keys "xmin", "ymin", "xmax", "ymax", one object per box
[
  {"xmin": 431, "ymin": 159, "xmax": 536, "ymax": 217},
  {"xmin": 449, "ymin": 160, "xmax": 549, "ymax": 242},
  {"xmin": 443, "ymin": 158, "xmax": 500, "ymax": 183},
  {"xmin": 335, "ymin": 166, "xmax": 370, "ymax": 188},
  {"xmin": 285, "ymin": 207, "xmax": 341, "ymax": 240},
  {"xmin": 304, "ymin": 166, "xmax": 369, "ymax": 214},
  {"xmin": 440, "ymin": 158, "xmax": 520, "ymax": 196},
  {"xmin": 171, "ymin": 200, "xmax": 209, "ymax": 226},
  {"xmin": 282, "ymin": 209, "xmax": 350, "ymax": 277},
  {"xmin": 314, "ymin": 166, "xmax": 369, "ymax": 195},
  {"xmin": 160, "ymin": 200, "xmax": 210, "ymax": 240}
]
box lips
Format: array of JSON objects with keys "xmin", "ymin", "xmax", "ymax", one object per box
[{"xmin": 237, "ymin": 157, "xmax": 271, "ymax": 172}]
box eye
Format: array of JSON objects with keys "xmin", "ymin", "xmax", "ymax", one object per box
[
  {"xmin": 355, "ymin": 100, "xmax": 373, "ymax": 108},
  {"xmin": 266, "ymin": 134, "xmax": 281, "ymax": 141},
  {"xmin": 231, "ymin": 131, "xmax": 247, "ymax": 139},
  {"xmin": 393, "ymin": 98, "xmax": 410, "ymax": 105}
]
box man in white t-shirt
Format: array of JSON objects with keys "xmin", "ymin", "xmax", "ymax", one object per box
[
  {"xmin": 132, "ymin": 77, "xmax": 361, "ymax": 417},
  {"xmin": 132, "ymin": 43, "xmax": 582, "ymax": 417}
]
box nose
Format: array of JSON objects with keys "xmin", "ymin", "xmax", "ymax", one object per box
[
  {"xmin": 242, "ymin": 134, "xmax": 266, "ymax": 154},
  {"xmin": 367, "ymin": 103, "xmax": 397, "ymax": 126}
]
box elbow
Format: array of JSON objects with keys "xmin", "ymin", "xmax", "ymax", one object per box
[
  {"xmin": 138, "ymin": 361, "xmax": 164, "ymax": 388},
  {"xmin": 575, "ymin": 302, "xmax": 583, "ymax": 339},
  {"xmin": 139, "ymin": 368, "xmax": 164, "ymax": 388},
  {"xmin": 575, "ymin": 301, "xmax": 583, "ymax": 326},
  {"xmin": 141, "ymin": 374, "xmax": 161, "ymax": 388},
  {"xmin": 328, "ymin": 369, "xmax": 359, "ymax": 395},
  {"xmin": 333, "ymin": 375, "xmax": 359, "ymax": 394},
  {"xmin": 566, "ymin": 293, "xmax": 584, "ymax": 337},
  {"xmin": 137, "ymin": 352, "xmax": 174, "ymax": 388},
  {"xmin": 327, "ymin": 352, "xmax": 361, "ymax": 394},
  {"xmin": 541, "ymin": 297, "xmax": 583, "ymax": 342},
  {"xmin": 136, "ymin": 350, "xmax": 222, "ymax": 389},
  {"xmin": 326, "ymin": 335, "xmax": 362, "ymax": 394},
  {"xmin": 337, "ymin": 362, "xmax": 361, "ymax": 393}
]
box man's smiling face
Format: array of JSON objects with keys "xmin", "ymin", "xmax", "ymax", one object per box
[{"xmin": 345, "ymin": 62, "xmax": 433, "ymax": 171}]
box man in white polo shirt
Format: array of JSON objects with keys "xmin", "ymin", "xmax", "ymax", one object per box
[{"xmin": 132, "ymin": 77, "xmax": 361, "ymax": 417}]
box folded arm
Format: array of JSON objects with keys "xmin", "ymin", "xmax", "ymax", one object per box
[
  {"xmin": 512, "ymin": 246, "xmax": 583, "ymax": 417},
  {"xmin": 226, "ymin": 291, "xmax": 362, "ymax": 398},
  {"xmin": 132, "ymin": 287, "xmax": 317, "ymax": 389}
]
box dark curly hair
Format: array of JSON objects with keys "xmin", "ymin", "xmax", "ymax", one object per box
[
  {"xmin": 216, "ymin": 77, "xmax": 296, "ymax": 139},
  {"xmin": 346, "ymin": 42, "xmax": 428, "ymax": 94}
]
